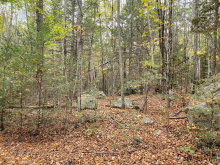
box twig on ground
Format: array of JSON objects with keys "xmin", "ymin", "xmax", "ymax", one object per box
[{"xmin": 168, "ymin": 117, "xmax": 187, "ymax": 119}]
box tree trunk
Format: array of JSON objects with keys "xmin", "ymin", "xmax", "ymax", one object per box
[
  {"xmin": 104, "ymin": 0, "xmax": 111, "ymax": 96},
  {"xmin": 69, "ymin": 0, "xmax": 76, "ymax": 107},
  {"xmin": 212, "ymin": 1, "xmax": 219, "ymax": 75},
  {"xmin": 117, "ymin": 0, "xmax": 125, "ymax": 109},
  {"xmin": 129, "ymin": 0, "xmax": 133, "ymax": 76},
  {"xmin": 36, "ymin": 0, "xmax": 44, "ymax": 108},
  {"xmin": 192, "ymin": 0, "xmax": 198, "ymax": 94},
  {"xmin": 77, "ymin": 0, "xmax": 83, "ymax": 111},
  {"xmin": 207, "ymin": 36, "xmax": 211, "ymax": 79},
  {"xmin": 156, "ymin": 0, "xmax": 167, "ymax": 93},
  {"xmin": 99, "ymin": 14, "xmax": 105, "ymax": 93},
  {"xmin": 61, "ymin": 0, "xmax": 67, "ymax": 77},
  {"xmin": 167, "ymin": 0, "xmax": 173, "ymax": 108}
]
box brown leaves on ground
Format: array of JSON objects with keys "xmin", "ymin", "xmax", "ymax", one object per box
[{"xmin": 0, "ymin": 94, "xmax": 217, "ymax": 164}]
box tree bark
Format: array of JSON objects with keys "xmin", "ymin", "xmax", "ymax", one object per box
[
  {"xmin": 156, "ymin": 0, "xmax": 167, "ymax": 93},
  {"xmin": 212, "ymin": 1, "xmax": 219, "ymax": 75},
  {"xmin": 117, "ymin": 0, "xmax": 125, "ymax": 109},
  {"xmin": 192, "ymin": 0, "xmax": 198, "ymax": 94},
  {"xmin": 167, "ymin": 0, "xmax": 173, "ymax": 108},
  {"xmin": 77, "ymin": 0, "xmax": 83, "ymax": 111}
]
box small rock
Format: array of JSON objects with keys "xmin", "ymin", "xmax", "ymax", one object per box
[
  {"xmin": 154, "ymin": 130, "xmax": 162, "ymax": 135},
  {"xmin": 133, "ymin": 137, "xmax": 142, "ymax": 144},
  {"xmin": 141, "ymin": 117, "xmax": 153, "ymax": 124}
]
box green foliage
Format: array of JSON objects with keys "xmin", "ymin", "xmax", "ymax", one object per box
[
  {"xmin": 180, "ymin": 146, "xmax": 195, "ymax": 154},
  {"xmin": 84, "ymin": 85, "xmax": 99, "ymax": 96}
]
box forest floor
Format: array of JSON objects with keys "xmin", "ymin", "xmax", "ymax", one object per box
[{"xmin": 0, "ymin": 93, "xmax": 218, "ymax": 164}]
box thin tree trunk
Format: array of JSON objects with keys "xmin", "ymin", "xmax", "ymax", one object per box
[
  {"xmin": 104, "ymin": 0, "xmax": 111, "ymax": 96},
  {"xmin": 61, "ymin": 0, "xmax": 67, "ymax": 77},
  {"xmin": 99, "ymin": 14, "xmax": 105, "ymax": 92},
  {"xmin": 212, "ymin": 1, "xmax": 218, "ymax": 75},
  {"xmin": 69, "ymin": 0, "xmax": 76, "ymax": 108},
  {"xmin": 167, "ymin": 0, "xmax": 173, "ymax": 108},
  {"xmin": 147, "ymin": 11, "xmax": 154, "ymax": 66},
  {"xmin": 77, "ymin": 0, "xmax": 83, "ymax": 111},
  {"xmin": 192, "ymin": 0, "xmax": 198, "ymax": 94},
  {"xmin": 36, "ymin": 0, "xmax": 44, "ymax": 111},
  {"xmin": 117, "ymin": 0, "xmax": 125, "ymax": 109},
  {"xmin": 129, "ymin": 0, "xmax": 133, "ymax": 76},
  {"xmin": 207, "ymin": 36, "xmax": 211, "ymax": 79}
]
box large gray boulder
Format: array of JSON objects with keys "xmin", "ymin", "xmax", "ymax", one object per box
[
  {"xmin": 78, "ymin": 94, "xmax": 97, "ymax": 110},
  {"xmin": 185, "ymin": 73, "xmax": 220, "ymax": 146},
  {"xmin": 114, "ymin": 98, "xmax": 133, "ymax": 107}
]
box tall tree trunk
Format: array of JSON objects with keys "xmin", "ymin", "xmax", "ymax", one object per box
[
  {"xmin": 90, "ymin": 7, "xmax": 96, "ymax": 86},
  {"xmin": 77, "ymin": 0, "xmax": 83, "ymax": 111},
  {"xmin": 99, "ymin": 14, "xmax": 105, "ymax": 93},
  {"xmin": 167, "ymin": 0, "xmax": 173, "ymax": 108},
  {"xmin": 156, "ymin": 0, "xmax": 167, "ymax": 93},
  {"xmin": 192, "ymin": 0, "xmax": 198, "ymax": 94},
  {"xmin": 147, "ymin": 10, "xmax": 154, "ymax": 67},
  {"xmin": 212, "ymin": 1, "xmax": 219, "ymax": 75},
  {"xmin": 207, "ymin": 36, "xmax": 211, "ymax": 79},
  {"xmin": 104, "ymin": 0, "xmax": 111, "ymax": 96},
  {"xmin": 129, "ymin": 0, "xmax": 133, "ymax": 76},
  {"xmin": 69, "ymin": 0, "xmax": 76, "ymax": 107},
  {"xmin": 36, "ymin": 0, "xmax": 44, "ymax": 110},
  {"xmin": 117, "ymin": 0, "xmax": 125, "ymax": 109},
  {"xmin": 61, "ymin": 0, "xmax": 67, "ymax": 77},
  {"xmin": 111, "ymin": 0, "xmax": 115, "ymax": 97}
]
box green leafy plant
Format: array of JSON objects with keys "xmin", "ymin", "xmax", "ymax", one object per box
[{"xmin": 180, "ymin": 146, "xmax": 195, "ymax": 154}]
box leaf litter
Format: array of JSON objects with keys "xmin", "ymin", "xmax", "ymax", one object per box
[{"xmin": 0, "ymin": 94, "xmax": 217, "ymax": 164}]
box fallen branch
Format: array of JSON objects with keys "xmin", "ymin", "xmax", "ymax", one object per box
[
  {"xmin": 8, "ymin": 105, "xmax": 78, "ymax": 109},
  {"xmin": 105, "ymin": 105, "xmax": 132, "ymax": 109},
  {"xmin": 8, "ymin": 105, "xmax": 56, "ymax": 109},
  {"xmin": 172, "ymin": 110, "xmax": 183, "ymax": 117},
  {"xmin": 168, "ymin": 117, "xmax": 187, "ymax": 119}
]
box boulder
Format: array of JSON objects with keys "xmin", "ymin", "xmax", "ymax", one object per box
[
  {"xmin": 78, "ymin": 94, "xmax": 97, "ymax": 110},
  {"xmin": 114, "ymin": 98, "xmax": 133, "ymax": 107},
  {"xmin": 168, "ymin": 90, "xmax": 178, "ymax": 101},
  {"xmin": 141, "ymin": 117, "xmax": 153, "ymax": 124},
  {"xmin": 185, "ymin": 73, "xmax": 220, "ymax": 146},
  {"xmin": 97, "ymin": 91, "xmax": 106, "ymax": 98}
]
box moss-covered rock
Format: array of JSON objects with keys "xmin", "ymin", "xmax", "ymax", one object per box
[{"xmin": 185, "ymin": 73, "xmax": 220, "ymax": 146}]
